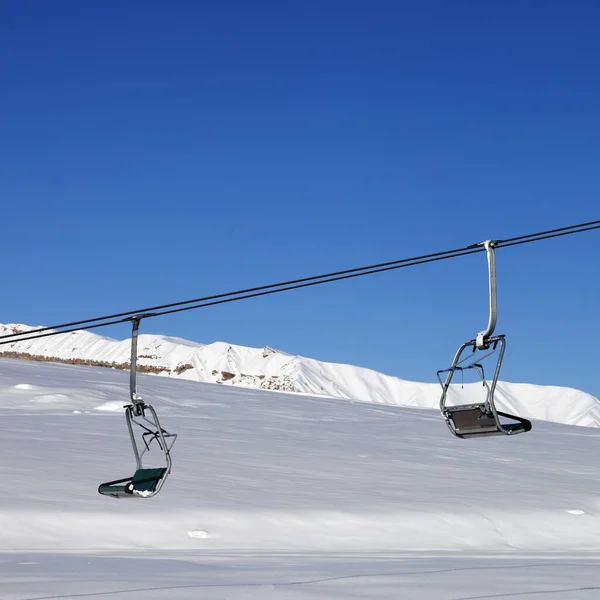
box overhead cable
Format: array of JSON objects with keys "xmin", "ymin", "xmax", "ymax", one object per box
[{"xmin": 1, "ymin": 218, "xmax": 598, "ymax": 346}]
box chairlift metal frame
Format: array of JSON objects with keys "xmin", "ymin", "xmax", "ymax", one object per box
[
  {"xmin": 98, "ymin": 315, "xmax": 177, "ymax": 498},
  {"xmin": 438, "ymin": 240, "xmax": 532, "ymax": 438}
]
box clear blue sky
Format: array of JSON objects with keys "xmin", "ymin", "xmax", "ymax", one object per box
[{"xmin": 2, "ymin": 1, "xmax": 599, "ymax": 398}]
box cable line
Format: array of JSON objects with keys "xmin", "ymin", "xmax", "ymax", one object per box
[
  {"xmin": 0, "ymin": 246, "xmax": 481, "ymax": 346},
  {"xmin": 497, "ymin": 219, "xmax": 600, "ymax": 245},
  {"xmin": 500, "ymin": 222, "xmax": 600, "ymax": 248},
  {"xmin": 1, "ymin": 218, "xmax": 598, "ymax": 346},
  {"xmin": 0, "ymin": 244, "xmax": 475, "ymax": 340}
]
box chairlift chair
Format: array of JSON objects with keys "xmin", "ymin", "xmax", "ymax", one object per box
[
  {"xmin": 438, "ymin": 241, "xmax": 532, "ymax": 439},
  {"xmin": 98, "ymin": 316, "xmax": 177, "ymax": 498}
]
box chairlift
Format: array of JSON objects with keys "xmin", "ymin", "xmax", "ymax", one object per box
[
  {"xmin": 98, "ymin": 316, "xmax": 177, "ymax": 498},
  {"xmin": 437, "ymin": 240, "xmax": 532, "ymax": 439}
]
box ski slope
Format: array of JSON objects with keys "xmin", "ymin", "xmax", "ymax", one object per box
[{"xmin": 2, "ymin": 357, "xmax": 600, "ymax": 599}]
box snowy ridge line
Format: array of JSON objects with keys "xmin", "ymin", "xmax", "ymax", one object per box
[{"xmin": 1, "ymin": 323, "xmax": 600, "ymax": 427}]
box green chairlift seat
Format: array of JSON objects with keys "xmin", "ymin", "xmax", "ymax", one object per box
[{"xmin": 99, "ymin": 467, "xmax": 167, "ymax": 498}]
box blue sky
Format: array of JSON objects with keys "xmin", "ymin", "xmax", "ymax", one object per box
[{"xmin": 2, "ymin": 1, "xmax": 599, "ymax": 398}]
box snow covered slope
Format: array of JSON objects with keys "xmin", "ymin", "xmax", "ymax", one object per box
[
  {"xmin": 1, "ymin": 356, "xmax": 600, "ymax": 553},
  {"xmin": 3, "ymin": 358, "xmax": 600, "ymax": 599},
  {"xmin": 2, "ymin": 322, "xmax": 600, "ymax": 428}
]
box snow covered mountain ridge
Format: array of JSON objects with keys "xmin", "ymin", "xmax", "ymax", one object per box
[{"xmin": 1, "ymin": 322, "xmax": 600, "ymax": 428}]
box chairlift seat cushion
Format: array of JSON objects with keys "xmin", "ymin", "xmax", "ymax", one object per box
[{"xmin": 447, "ymin": 405, "xmax": 500, "ymax": 435}]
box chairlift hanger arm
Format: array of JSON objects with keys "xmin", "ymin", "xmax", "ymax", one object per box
[
  {"xmin": 130, "ymin": 317, "xmax": 140, "ymax": 405},
  {"xmin": 128, "ymin": 314, "xmax": 155, "ymax": 411},
  {"xmin": 476, "ymin": 240, "xmax": 498, "ymax": 350}
]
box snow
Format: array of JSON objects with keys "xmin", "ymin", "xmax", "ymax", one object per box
[
  {"xmin": 3, "ymin": 357, "xmax": 600, "ymax": 598},
  {"xmin": 2, "ymin": 322, "xmax": 600, "ymax": 428}
]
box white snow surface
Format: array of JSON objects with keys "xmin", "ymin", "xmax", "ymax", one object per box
[
  {"xmin": 3, "ymin": 357, "xmax": 600, "ymax": 598},
  {"xmin": 2, "ymin": 322, "xmax": 600, "ymax": 428}
]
